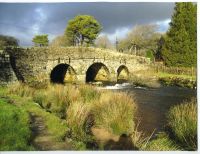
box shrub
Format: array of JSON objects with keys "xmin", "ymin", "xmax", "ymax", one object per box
[
  {"xmin": 0, "ymin": 99, "xmax": 33, "ymax": 150},
  {"xmin": 167, "ymin": 98, "xmax": 197, "ymax": 150},
  {"xmin": 92, "ymin": 91, "xmax": 136, "ymax": 136}
]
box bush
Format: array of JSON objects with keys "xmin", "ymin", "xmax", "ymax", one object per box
[
  {"xmin": 0, "ymin": 99, "xmax": 33, "ymax": 150},
  {"xmin": 167, "ymin": 98, "xmax": 197, "ymax": 150},
  {"xmin": 92, "ymin": 91, "xmax": 136, "ymax": 136}
]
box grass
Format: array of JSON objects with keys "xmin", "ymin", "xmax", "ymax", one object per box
[
  {"xmin": 167, "ymin": 98, "xmax": 197, "ymax": 150},
  {"xmin": 0, "ymin": 99, "xmax": 33, "ymax": 151},
  {"xmin": 0, "ymin": 86, "xmax": 69, "ymax": 142},
  {"xmin": 92, "ymin": 91, "xmax": 137, "ymax": 136},
  {"xmin": 2, "ymin": 82, "xmax": 197, "ymax": 151},
  {"xmin": 145, "ymin": 132, "xmax": 180, "ymax": 151},
  {"xmin": 5, "ymin": 83, "xmax": 138, "ymax": 149}
]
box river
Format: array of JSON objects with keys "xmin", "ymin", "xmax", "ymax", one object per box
[{"xmin": 99, "ymin": 83, "xmax": 196, "ymax": 137}]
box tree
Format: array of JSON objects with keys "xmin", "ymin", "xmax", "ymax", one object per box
[
  {"xmin": 0, "ymin": 35, "xmax": 19, "ymax": 49},
  {"xmin": 95, "ymin": 35, "xmax": 112, "ymax": 49},
  {"xmin": 161, "ymin": 2, "xmax": 197, "ymax": 67},
  {"xmin": 65, "ymin": 15, "xmax": 102, "ymax": 46},
  {"xmin": 50, "ymin": 35, "xmax": 71, "ymax": 47},
  {"xmin": 119, "ymin": 24, "xmax": 161, "ymax": 55},
  {"xmin": 155, "ymin": 35, "xmax": 165, "ymax": 61},
  {"xmin": 32, "ymin": 34, "xmax": 49, "ymax": 47}
]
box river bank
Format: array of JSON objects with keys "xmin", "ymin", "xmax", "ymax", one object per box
[{"xmin": 0, "ymin": 82, "xmax": 197, "ymax": 151}]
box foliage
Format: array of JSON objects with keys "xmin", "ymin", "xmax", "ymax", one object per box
[
  {"xmin": 0, "ymin": 99, "xmax": 33, "ymax": 150},
  {"xmin": 118, "ymin": 24, "xmax": 161, "ymax": 54},
  {"xmin": 0, "ymin": 35, "xmax": 19, "ymax": 49},
  {"xmin": 146, "ymin": 50, "xmax": 154, "ymax": 61},
  {"xmin": 159, "ymin": 76, "xmax": 196, "ymax": 89},
  {"xmin": 50, "ymin": 35, "xmax": 71, "ymax": 47},
  {"xmin": 155, "ymin": 35, "xmax": 165, "ymax": 61},
  {"xmin": 95, "ymin": 34, "xmax": 113, "ymax": 49},
  {"xmin": 65, "ymin": 15, "xmax": 102, "ymax": 46},
  {"xmin": 167, "ymin": 98, "xmax": 197, "ymax": 150},
  {"xmin": 161, "ymin": 2, "xmax": 197, "ymax": 67},
  {"xmin": 32, "ymin": 34, "xmax": 49, "ymax": 47}
]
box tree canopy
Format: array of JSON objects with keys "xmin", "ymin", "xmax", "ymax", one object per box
[
  {"xmin": 95, "ymin": 34, "xmax": 113, "ymax": 49},
  {"xmin": 161, "ymin": 2, "xmax": 197, "ymax": 67},
  {"xmin": 32, "ymin": 34, "xmax": 49, "ymax": 47},
  {"xmin": 0, "ymin": 35, "xmax": 19, "ymax": 49},
  {"xmin": 50, "ymin": 35, "xmax": 71, "ymax": 47},
  {"xmin": 119, "ymin": 24, "xmax": 161, "ymax": 55},
  {"xmin": 65, "ymin": 15, "xmax": 102, "ymax": 46}
]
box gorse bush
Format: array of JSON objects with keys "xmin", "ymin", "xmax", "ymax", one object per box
[
  {"xmin": 0, "ymin": 99, "xmax": 33, "ymax": 150},
  {"xmin": 167, "ymin": 98, "xmax": 197, "ymax": 150}
]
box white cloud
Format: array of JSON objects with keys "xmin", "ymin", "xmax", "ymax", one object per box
[
  {"xmin": 101, "ymin": 27, "xmax": 130, "ymax": 44},
  {"xmin": 156, "ymin": 18, "xmax": 171, "ymax": 32},
  {"xmin": 32, "ymin": 7, "xmax": 47, "ymax": 34}
]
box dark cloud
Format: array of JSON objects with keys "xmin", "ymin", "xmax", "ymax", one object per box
[{"xmin": 0, "ymin": 2, "xmax": 175, "ymax": 46}]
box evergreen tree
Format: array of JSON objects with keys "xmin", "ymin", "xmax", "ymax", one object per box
[
  {"xmin": 161, "ymin": 2, "xmax": 197, "ymax": 67},
  {"xmin": 65, "ymin": 15, "xmax": 102, "ymax": 46}
]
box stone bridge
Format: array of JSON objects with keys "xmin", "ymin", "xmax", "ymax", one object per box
[{"xmin": 0, "ymin": 47, "xmax": 151, "ymax": 84}]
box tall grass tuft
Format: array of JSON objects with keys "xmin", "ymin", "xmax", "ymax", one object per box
[
  {"xmin": 66, "ymin": 100, "xmax": 92, "ymax": 141},
  {"xmin": 144, "ymin": 132, "xmax": 180, "ymax": 151},
  {"xmin": 8, "ymin": 82, "xmax": 35, "ymax": 97},
  {"xmin": 92, "ymin": 91, "xmax": 137, "ymax": 136},
  {"xmin": 167, "ymin": 98, "xmax": 197, "ymax": 150},
  {"xmin": 79, "ymin": 85, "xmax": 100, "ymax": 103}
]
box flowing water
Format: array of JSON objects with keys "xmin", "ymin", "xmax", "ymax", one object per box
[{"xmin": 99, "ymin": 83, "xmax": 196, "ymax": 136}]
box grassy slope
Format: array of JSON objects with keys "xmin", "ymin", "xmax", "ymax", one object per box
[
  {"xmin": 0, "ymin": 98, "xmax": 33, "ymax": 150},
  {"xmin": 0, "ymin": 87, "xmax": 71, "ymax": 150}
]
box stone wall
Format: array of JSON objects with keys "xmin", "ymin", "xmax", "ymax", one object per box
[
  {"xmin": 0, "ymin": 51, "xmax": 17, "ymax": 85},
  {"xmin": 3, "ymin": 47, "xmax": 151, "ymax": 84}
]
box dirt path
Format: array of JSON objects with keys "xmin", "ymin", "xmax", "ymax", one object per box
[{"xmin": 30, "ymin": 112, "xmax": 72, "ymax": 150}]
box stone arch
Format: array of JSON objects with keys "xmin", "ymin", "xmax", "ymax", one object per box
[
  {"xmin": 50, "ymin": 63, "xmax": 77, "ymax": 84},
  {"xmin": 117, "ymin": 65, "xmax": 129, "ymax": 82},
  {"xmin": 86, "ymin": 62, "xmax": 110, "ymax": 83}
]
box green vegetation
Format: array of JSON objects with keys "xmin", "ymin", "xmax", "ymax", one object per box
[
  {"xmin": 118, "ymin": 24, "xmax": 161, "ymax": 55},
  {"xmin": 146, "ymin": 50, "xmax": 154, "ymax": 61},
  {"xmin": 167, "ymin": 98, "xmax": 197, "ymax": 150},
  {"xmin": 0, "ymin": 34, "xmax": 19, "ymax": 49},
  {"xmin": 0, "ymin": 82, "xmax": 197, "ymax": 151},
  {"xmin": 161, "ymin": 2, "xmax": 197, "ymax": 67},
  {"xmin": 65, "ymin": 15, "xmax": 102, "ymax": 46},
  {"xmin": 0, "ymin": 99, "xmax": 33, "ymax": 150},
  {"xmin": 92, "ymin": 92, "xmax": 136, "ymax": 135},
  {"xmin": 32, "ymin": 34, "xmax": 49, "ymax": 47},
  {"xmin": 145, "ymin": 133, "xmax": 180, "ymax": 151}
]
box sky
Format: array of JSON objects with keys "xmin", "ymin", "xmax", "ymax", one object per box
[{"xmin": 0, "ymin": 2, "xmax": 175, "ymax": 46}]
